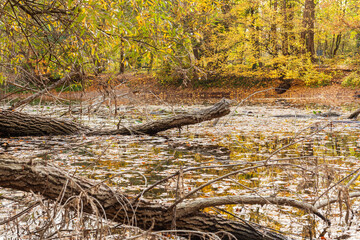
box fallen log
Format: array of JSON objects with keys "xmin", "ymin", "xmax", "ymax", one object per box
[
  {"xmin": 348, "ymin": 108, "xmax": 360, "ymax": 119},
  {"xmin": 89, "ymin": 99, "xmax": 231, "ymax": 136},
  {"xmin": 0, "ymin": 99, "xmax": 231, "ymax": 137},
  {"xmin": 0, "ymin": 154, "xmax": 290, "ymax": 240},
  {"xmin": 0, "ymin": 109, "xmax": 88, "ymax": 137}
]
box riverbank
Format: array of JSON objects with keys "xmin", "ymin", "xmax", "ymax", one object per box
[{"xmin": 3, "ymin": 73, "xmax": 360, "ymax": 108}]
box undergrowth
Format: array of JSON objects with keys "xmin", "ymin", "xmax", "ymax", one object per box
[{"xmin": 341, "ymin": 72, "xmax": 360, "ymax": 88}]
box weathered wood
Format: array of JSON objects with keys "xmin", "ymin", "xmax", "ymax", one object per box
[
  {"xmin": 0, "ymin": 154, "xmax": 290, "ymax": 240},
  {"xmin": 0, "ymin": 99, "xmax": 231, "ymax": 137},
  {"xmin": 89, "ymin": 98, "xmax": 231, "ymax": 136},
  {"xmin": 348, "ymin": 108, "xmax": 360, "ymax": 119},
  {"xmin": 0, "ymin": 110, "xmax": 87, "ymax": 137}
]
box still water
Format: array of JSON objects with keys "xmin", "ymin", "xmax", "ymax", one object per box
[{"xmin": 2, "ymin": 103, "xmax": 360, "ymax": 239}]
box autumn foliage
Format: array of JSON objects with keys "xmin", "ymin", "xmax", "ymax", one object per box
[{"xmin": 0, "ymin": 0, "xmax": 360, "ymax": 87}]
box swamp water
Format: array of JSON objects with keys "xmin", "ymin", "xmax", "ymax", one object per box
[{"xmin": 2, "ymin": 103, "xmax": 360, "ymax": 239}]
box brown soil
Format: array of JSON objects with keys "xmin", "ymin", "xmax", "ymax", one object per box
[
  {"xmin": 105, "ymin": 73, "xmax": 360, "ymax": 107},
  {"xmin": 4, "ymin": 73, "xmax": 360, "ymax": 107}
]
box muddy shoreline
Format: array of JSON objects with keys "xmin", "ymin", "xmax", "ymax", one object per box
[{"xmin": 2, "ymin": 73, "xmax": 360, "ymax": 107}]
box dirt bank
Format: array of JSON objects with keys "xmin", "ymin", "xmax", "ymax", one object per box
[
  {"xmin": 3, "ymin": 73, "xmax": 360, "ymax": 107},
  {"xmin": 100, "ymin": 74, "xmax": 360, "ymax": 107}
]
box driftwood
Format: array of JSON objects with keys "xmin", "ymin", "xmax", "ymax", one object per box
[
  {"xmin": 0, "ymin": 99, "xmax": 231, "ymax": 137},
  {"xmin": 0, "ymin": 154, "xmax": 290, "ymax": 240},
  {"xmin": 348, "ymin": 108, "xmax": 360, "ymax": 119}
]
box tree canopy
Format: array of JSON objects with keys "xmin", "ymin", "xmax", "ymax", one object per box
[{"xmin": 1, "ymin": 0, "xmax": 360, "ymax": 87}]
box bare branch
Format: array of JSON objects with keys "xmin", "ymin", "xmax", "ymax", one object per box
[
  {"xmin": 315, "ymin": 191, "xmax": 360, "ymax": 210},
  {"xmin": 177, "ymin": 195, "xmax": 330, "ymax": 225},
  {"xmin": 8, "ymin": 73, "xmax": 74, "ymax": 110}
]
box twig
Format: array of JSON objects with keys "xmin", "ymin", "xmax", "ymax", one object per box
[
  {"xmin": 316, "ymin": 191, "xmax": 360, "ymax": 209},
  {"xmin": 223, "ymin": 88, "xmax": 274, "ymax": 126},
  {"xmin": 264, "ymin": 122, "xmax": 331, "ymax": 165},
  {"xmin": 180, "ymin": 195, "xmax": 330, "ymax": 224},
  {"xmin": 168, "ymin": 163, "xmax": 315, "ymax": 211},
  {"xmin": 346, "ymin": 169, "xmax": 360, "ymax": 188},
  {"xmin": 313, "ymin": 166, "xmax": 360, "ymax": 204},
  {"xmin": 0, "ymin": 201, "xmax": 40, "ymax": 225},
  {"xmin": 133, "ymin": 156, "xmax": 315, "ymax": 202},
  {"xmin": 9, "ymin": 73, "xmax": 74, "ymax": 110}
]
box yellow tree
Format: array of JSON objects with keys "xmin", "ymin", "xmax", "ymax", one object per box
[{"xmin": 0, "ymin": 0, "xmax": 221, "ymax": 85}]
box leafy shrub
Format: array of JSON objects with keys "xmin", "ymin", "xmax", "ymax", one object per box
[
  {"xmin": 55, "ymin": 81, "xmax": 83, "ymax": 92},
  {"xmin": 302, "ymin": 70, "xmax": 332, "ymax": 87},
  {"xmin": 341, "ymin": 72, "xmax": 360, "ymax": 88}
]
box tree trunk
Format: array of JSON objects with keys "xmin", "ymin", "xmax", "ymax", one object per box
[
  {"xmin": 119, "ymin": 39, "xmax": 125, "ymax": 74},
  {"xmin": 301, "ymin": 0, "xmax": 315, "ymax": 58},
  {"xmin": 281, "ymin": 0, "xmax": 289, "ymax": 56},
  {"xmin": 0, "ymin": 99, "xmax": 231, "ymax": 137},
  {"xmin": 0, "ymin": 109, "xmax": 88, "ymax": 137},
  {"xmin": 0, "ymin": 154, "xmax": 290, "ymax": 240},
  {"xmin": 269, "ymin": 0, "xmax": 278, "ymax": 56},
  {"xmin": 333, "ymin": 33, "xmax": 342, "ymax": 57},
  {"xmin": 249, "ymin": 5, "xmax": 262, "ymax": 69},
  {"xmin": 287, "ymin": 2, "xmax": 297, "ymax": 55}
]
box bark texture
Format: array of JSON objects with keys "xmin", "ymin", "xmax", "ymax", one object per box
[
  {"xmin": 0, "ymin": 99, "xmax": 231, "ymax": 137},
  {"xmin": 0, "ymin": 110, "xmax": 87, "ymax": 137},
  {"xmin": 89, "ymin": 99, "xmax": 231, "ymax": 136},
  {"xmin": 0, "ymin": 154, "xmax": 290, "ymax": 240},
  {"xmin": 301, "ymin": 0, "xmax": 315, "ymax": 57}
]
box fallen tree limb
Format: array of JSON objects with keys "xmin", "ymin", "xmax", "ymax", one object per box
[
  {"xmin": 0, "ymin": 99, "xmax": 231, "ymax": 137},
  {"xmin": 89, "ymin": 99, "xmax": 231, "ymax": 136},
  {"xmin": 0, "ymin": 109, "xmax": 88, "ymax": 137},
  {"xmin": 348, "ymin": 108, "xmax": 360, "ymax": 119},
  {"xmin": 315, "ymin": 191, "xmax": 360, "ymax": 210},
  {"xmin": 177, "ymin": 195, "xmax": 330, "ymax": 225},
  {"xmin": 0, "ymin": 154, "xmax": 290, "ymax": 240}
]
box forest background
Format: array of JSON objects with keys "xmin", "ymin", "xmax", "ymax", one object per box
[{"xmin": 1, "ymin": 0, "xmax": 360, "ymax": 94}]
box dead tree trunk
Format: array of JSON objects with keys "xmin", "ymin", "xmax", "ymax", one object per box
[
  {"xmin": 0, "ymin": 154, "xmax": 290, "ymax": 240},
  {"xmin": 0, "ymin": 109, "xmax": 88, "ymax": 137},
  {"xmin": 0, "ymin": 99, "xmax": 231, "ymax": 137},
  {"xmin": 89, "ymin": 99, "xmax": 231, "ymax": 135}
]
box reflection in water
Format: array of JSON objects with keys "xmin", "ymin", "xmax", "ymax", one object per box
[{"xmin": 4, "ymin": 105, "xmax": 360, "ymax": 239}]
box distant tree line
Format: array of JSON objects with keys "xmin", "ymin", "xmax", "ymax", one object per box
[{"xmin": 0, "ymin": 0, "xmax": 359, "ymax": 88}]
